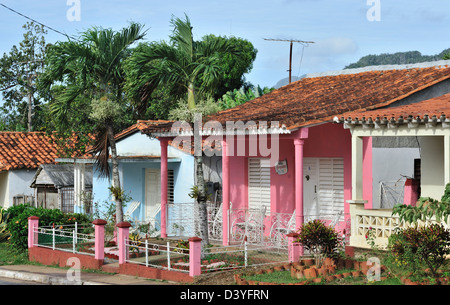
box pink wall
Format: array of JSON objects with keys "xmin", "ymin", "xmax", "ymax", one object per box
[
  {"xmin": 303, "ymin": 123, "xmax": 354, "ymax": 216},
  {"xmin": 228, "ymin": 123, "xmax": 364, "ymax": 215}
]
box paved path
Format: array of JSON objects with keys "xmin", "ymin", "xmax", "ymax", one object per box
[{"xmin": 0, "ymin": 265, "xmax": 178, "ymax": 285}]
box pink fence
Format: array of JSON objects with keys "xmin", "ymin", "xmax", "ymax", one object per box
[
  {"xmin": 27, "ymin": 216, "xmax": 203, "ymax": 282},
  {"xmin": 27, "ymin": 216, "xmax": 301, "ymax": 281}
]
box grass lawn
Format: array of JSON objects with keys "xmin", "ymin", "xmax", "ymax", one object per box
[{"xmin": 0, "ymin": 242, "xmax": 30, "ymax": 266}]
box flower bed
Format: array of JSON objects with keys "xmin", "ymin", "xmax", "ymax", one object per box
[{"xmin": 236, "ymin": 257, "xmax": 449, "ymax": 285}]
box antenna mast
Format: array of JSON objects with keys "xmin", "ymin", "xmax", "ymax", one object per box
[{"xmin": 264, "ymin": 38, "xmax": 314, "ymax": 83}]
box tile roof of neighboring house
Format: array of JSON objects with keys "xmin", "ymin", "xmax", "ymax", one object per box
[
  {"xmin": 334, "ymin": 92, "xmax": 450, "ymax": 127},
  {"xmin": 114, "ymin": 120, "xmax": 173, "ymax": 140},
  {"xmin": 0, "ymin": 132, "xmax": 59, "ymax": 171},
  {"xmin": 205, "ymin": 61, "xmax": 450, "ymax": 131},
  {"xmin": 115, "ymin": 120, "xmax": 221, "ymax": 155}
]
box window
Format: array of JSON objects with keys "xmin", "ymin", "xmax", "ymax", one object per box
[
  {"xmin": 168, "ymin": 169, "xmax": 174, "ymax": 203},
  {"xmin": 317, "ymin": 158, "xmax": 344, "ymax": 215},
  {"xmin": 248, "ymin": 158, "xmax": 271, "ymax": 213}
]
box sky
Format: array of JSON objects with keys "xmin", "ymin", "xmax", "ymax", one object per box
[{"xmin": 0, "ymin": 0, "xmax": 450, "ymax": 89}]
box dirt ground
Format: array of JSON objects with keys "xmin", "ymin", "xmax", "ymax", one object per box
[
  {"xmin": 193, "ymin": 270, "xmax": 237, "ymax": 285},
  {"xmin": 192, "ymin": 266, "xmax": 271, "ymax": 285}
]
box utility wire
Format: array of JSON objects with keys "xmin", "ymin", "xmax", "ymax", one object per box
[{"xmin": 0, "ymin": 2, "xmax": 78, "ymax": 41}]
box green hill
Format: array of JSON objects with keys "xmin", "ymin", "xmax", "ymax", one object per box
[{"xmin": 345, "ymin": 48, "xmax": 450, "ymax": 69}]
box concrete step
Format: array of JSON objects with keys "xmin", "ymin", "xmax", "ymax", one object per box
[{"xmin": 101, "ymin": 263, "xmax": 120, "ymax": 274}]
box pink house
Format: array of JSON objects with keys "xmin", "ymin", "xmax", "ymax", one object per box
[{"xmin": 144, "ymin": 61, "xmax": 450, "ymax": 245}]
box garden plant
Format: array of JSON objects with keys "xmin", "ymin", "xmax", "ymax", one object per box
[{"xmin": 295, "ymin": 219, "xmax": 342, "ymax": 266}]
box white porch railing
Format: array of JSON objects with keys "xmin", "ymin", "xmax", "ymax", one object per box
[{"xmin": 348, "ymin": 202, "xmax": 450, "ymax": 249}]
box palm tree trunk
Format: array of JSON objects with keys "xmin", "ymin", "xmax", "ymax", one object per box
[
  {"xmin": 187, "ymin": 83, "xmax": 196, "ymax": 109},
  {"xmin": 106, "ymin": 123, "xmax": 124, "ymax": 224},
  {"xmin": 191, "ymin": 95, "xmax": 209, "ymax": 246},
  {"xmin": 195, "ymin": 154, "xmax": 209, "ymax": 246}
]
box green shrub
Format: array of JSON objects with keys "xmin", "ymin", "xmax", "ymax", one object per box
[
  {"xmin": 296, "ymin": 219, "xmax": 341, "ymax": 261},
  {"xmin": 387, "ymin": 224, "xmax": 450, "ymax": 278},
  {"xmin": 4, "ymin": 204, "xmax": 92, "ymax": 250}
]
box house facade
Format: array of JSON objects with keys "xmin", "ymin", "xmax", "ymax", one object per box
[
  {"xmin": 335, "ymin": 92, "xmax": 450, "ymax": 248},
  {"xmin": 143, "ymin": 60, "xmax": 450, "ymax": 246},
  {"xmin": 59, "ymin": 120, "xmax": 222, "ymax": 237},
  {"xmin": 0, "ymin": 132, "xmax": 60, "ymax": 208}
]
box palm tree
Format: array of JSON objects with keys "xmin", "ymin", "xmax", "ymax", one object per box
[
  {"xmin": 125, "ymin": 15, "xmax": 242, "ymax": 244},
  {"xmin": 39, "ymin": 22, "xmax": 146, "ymax": 223}
]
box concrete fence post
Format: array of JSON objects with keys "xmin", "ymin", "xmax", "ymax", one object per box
[
  {"xmin": 189, "ymin": 237, "xmax": 202, "ymax": 277},
  {"xmin": 28, "ymin": 216, "xmax": 39, "ymax": 248},
  {"xmin": 117, "ymin": 221, "xmax": 132, "ymax": 264},
  {"xmin": 287, "ymin": 232, "xmax": 301, "ymax": 263},
  {"xmin": 92, "ymin": 219, "xmax": 107, "ymax": 261}
]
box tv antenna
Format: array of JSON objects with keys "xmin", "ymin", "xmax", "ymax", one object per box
[{"xmin": 263, "ymin": 38, "xmax": 314, "ymax": 83}]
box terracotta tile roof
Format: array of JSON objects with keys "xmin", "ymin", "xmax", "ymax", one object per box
[
  {"xmin": 75, "ymin": 120, "xmax": 179, "ymax": 160},
  {"xmin": 206, "ymin": 62, "xmax": 450, "ymax": 131},
  {"xmin": 115, "ymin": 120, "xmax": 221, "ymax": 155},
  {"xmin": 114, "ymin": 120, "xmax": 174, "ymax": 140},
  {"xmin": 334, "ymin": 92, "xmax": 450, "ymax": 125},
  {"xmin": 0, "ymin": 132, "xmax": 59, "ymax": 171}
]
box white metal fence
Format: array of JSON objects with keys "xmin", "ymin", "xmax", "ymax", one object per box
[
  {"xmin": 201, "ymin": 241, "xmax": 289, "ymax": 272},
  {"xmin": 124, "ymin": 238, "xmax": 290, "ymax": 274},
  {"xmin": 34, "ymin": 223, "xmax": 95, "ymax": 255},
  {"xmin": 124, "ymin": 239, "xmax": 190, "ymax": 273},
  {"xmin": 129, "ymin": 203, "xmax": 349, "ymax": 250}
]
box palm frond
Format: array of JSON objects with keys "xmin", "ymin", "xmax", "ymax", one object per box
[
  {"xmin": 169, "ymin": 14, "xmax": 194, "ymax": 61},
  {"xmin": 90, "ymin": 126, "xmax": 111, "ymax": 178},
  {"xmin": 127, "ymin": 41, "xmax": 190, "ymax": 101}
]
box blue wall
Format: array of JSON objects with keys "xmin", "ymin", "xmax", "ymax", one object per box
[{"xmin": 90, "ymin": 131, "xmax": 195, "ymax": 223}]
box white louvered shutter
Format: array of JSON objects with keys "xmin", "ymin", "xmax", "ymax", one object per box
[
  {"xmin": 168, "ymin": 169, "xmax": 174, "ymax": 203},
  {"xmin": 248, "ymin": 158, "xmax": 271, "ymax": 213},
  {"xmin": 317, "ymin": 158, "xmax": 344, "ymax": 215}
]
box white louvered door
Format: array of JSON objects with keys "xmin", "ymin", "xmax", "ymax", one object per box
[
  {"xmin": 303, "ymin": 158, "xmax": 319, "ymax": 216},
  {"xmin": 248, "ymin": 158, "xmax": 271, "ymax": 214},
  {"xmin": 303, "ymin": 158, "xmax": 344, "ymax": 217}
]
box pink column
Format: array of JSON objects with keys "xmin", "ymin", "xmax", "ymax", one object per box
[
  {"xmin": 27, "ymin": 216, "xmax": 39, "ymax": 248},
  {"xmin": 160, "ymin": 138, "xmax": 169, "ymax": 238},
  {"xmin": 294, "ymin": 138, "xmax": 305, "ymax": 230},
  {"xmin": 189, "ymin": 237, "xmax": 202, "ymax": 277},
  {"xmin": 117, "ymin": 221, "xmax": 131, "ymax": 264},
  {"xmin": 287, "ymin": 232, "xmax": 300, "ymax": 263},
  {"xmin": 403, "ymin": 178, "xmax": 419, "ymax": 206},
  {"xmin": 221, "ymin": 139, "xmax": 230, "ymax": 246},
  {"xmin": 93, "ymin": 219, "xmax": 107, "ymax": 261},
  {"xmin": 362, "ymin": 137, "xmax": 373, "ymax": 209}
]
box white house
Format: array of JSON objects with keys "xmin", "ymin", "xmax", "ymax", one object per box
[{"xmin": 0, "ymin": 132, "xmax": 60, "ymax": 208}]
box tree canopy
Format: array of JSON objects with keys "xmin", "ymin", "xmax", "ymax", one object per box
[
  {"xmin": 124, "ymin": 15, "xmax": 257, "ymax": 119},
  {"xmin": 39, "ymin": 22, "xmax": 147, "ymax": 223},
  {"xmin": 0, "ymin": 22, "xmax": 47, "ymax": 131}
]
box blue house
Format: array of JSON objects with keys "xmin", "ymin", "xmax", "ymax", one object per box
[{"xmin": 58, "ymin": 120, "xmax": 211, "ymax": 237}]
